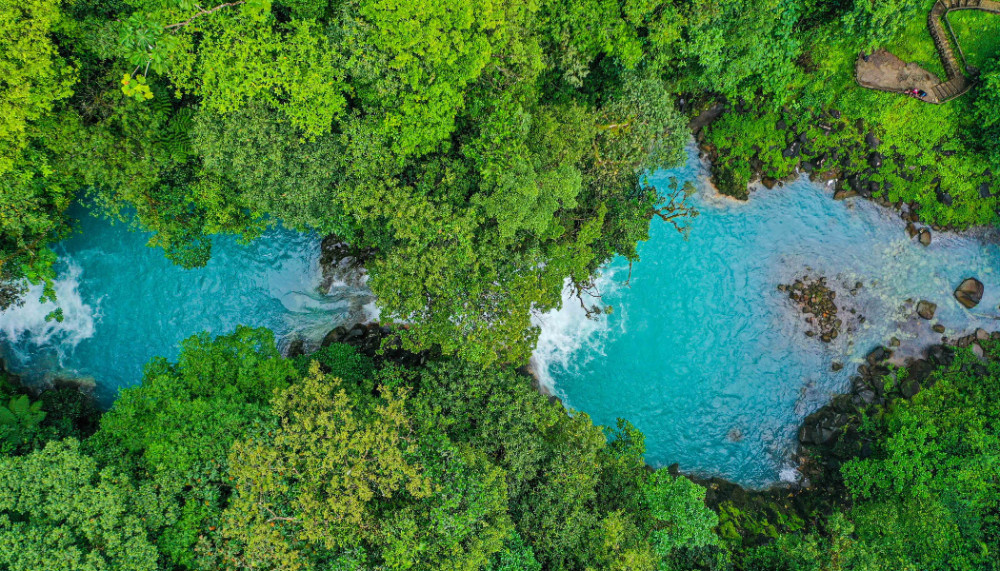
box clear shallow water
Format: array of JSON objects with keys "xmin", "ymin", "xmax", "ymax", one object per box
[
  {"xmin": 0, "ymin": 205, "xmax": 374, "ymax": 404},
  {"xmin": 533, "ymin": 144, "xmax": 1000, "ymax": 487}
]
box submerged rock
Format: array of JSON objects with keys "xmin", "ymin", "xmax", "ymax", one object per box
[
  {"xmin": 954, "ymin": 278, "xmax": 984, "ymax": 309},
  {"xmin": 916, "ymin": 300, "xmax": 937, "ymax": 319},
  {"xmin": 932, "ymin": 323, "xmax": 946, "ymax": 334}
]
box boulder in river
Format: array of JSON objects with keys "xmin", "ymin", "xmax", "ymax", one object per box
[
  {"xmin": 954, "ymin": 278, "xmax": 984, "ymax": 309},
  {"xmin": 918, "ymin": 229, "xmax": 932, "ymax": 246},
  {"xmin": 916, "ymin": 300, "xmax": 937, "ymax": 320},
  {"xmin": 932, "ymin": 323, "xmax": 946, "ymax": 334}
]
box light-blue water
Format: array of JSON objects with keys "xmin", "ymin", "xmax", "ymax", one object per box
[
  {"xmin": 2, "ymin": 147, "xmax": 998, "ymax": 486},
  {"xmin": 533, "ymin": 145, "xmax": 1000, "ymax": 487},
  {"xmin": 0, "ymin": 206, "xmax": 373, "ymax": 404}
]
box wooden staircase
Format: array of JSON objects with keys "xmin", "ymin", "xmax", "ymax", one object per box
[
  {"xmin": 858, "ymin": 0, "xmax": 999, "ymax": 103},
  {"xmin": 931, "ymin": 76, "xmax": 970, "ymax": 100}
]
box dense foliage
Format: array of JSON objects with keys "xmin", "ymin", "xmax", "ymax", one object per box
[
  {"xmin": 0, "ymin": 0, "xmax": 699, "ymax": 363},
  {"xmin": 0, "ymin": 328, "xmax": 722, "ymax": 570},
  {"xmin": 3, "ymin": 330, "xmax": 999, "ymax": 570},
  {"xmin": 2, "ymin": 0, "xmax": 999, "ymax": 568},
  {"xmin": 731, "ymin": 342, "xmax": 1000, "ymax": 571},
  {"xmin": 3, "ymin": 0, "xmax": 996, "ymax": 363}
]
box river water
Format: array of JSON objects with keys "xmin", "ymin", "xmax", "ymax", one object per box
[
  {"xmin": 1, "ymin": 146, "xmax": 998, "ymax": 486},
  {"xmin": 0, "ymin": 209, "xmax": 374, "ymax": 404},
  {"xmin": 531, "ymin": 144, "xmax": 1000, "ymax": 487}
]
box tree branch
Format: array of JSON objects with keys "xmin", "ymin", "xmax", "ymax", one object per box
[{"xmin": 164, "ymin": 1, "xmax": 246, "ymax": 30}]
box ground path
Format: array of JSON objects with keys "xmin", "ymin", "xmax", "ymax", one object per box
[{"xmin": 855, "ymin": 0, "xmax": 1000, "ymax": 103}]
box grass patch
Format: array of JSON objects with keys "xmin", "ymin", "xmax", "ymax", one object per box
[{"xmin": 947, "ymin": 10, "xmax": 1000, "ymax": 71}]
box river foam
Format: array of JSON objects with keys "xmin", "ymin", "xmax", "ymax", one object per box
[{"xmin": 0, "ymin": 262, "xmax": 97, "ymax": 350}]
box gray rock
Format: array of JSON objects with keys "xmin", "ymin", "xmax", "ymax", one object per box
[
  {"xmin": 865, "ymin": 132, "xmax": 880, "ymax": 150},
  {"xmin": 972, "ymin": 343, "xmax": 986, "ymax": 360},
  {"xmin": 926, "ymin": 345, "xmax": 955, "ymax": 366},
  {"xmin": 868, "ymin": 152, "xmax": 883, "ymax": 169},
  {"xmin": 936, "ymin": 187, "xmax": 954, "ymax": 207},
  {"xmin": 955, "ymin": 278, "xmax": 985, "ymax": 309},
  {"xmin": 866, "ymin": 346, "xmax": 892, "ymax": 365},
  {"xmin": 857, "ymin": 388, "xmax": 877, "ymax": 405},
  {"xmin": 976, "ymin": 328, "xmax": 990, "ymax": 341},
  {"xmin": 321, "ymin": 326, "xmax": 349, "ymax": 347},
  {"xmin": 285, "ymin": 338, "xmax": 306, "ymax": 358},
  {"xmin": 907, "ymin": 360, "xmax": 936, "ymax": 384},
  {"xmin": 782, "ymin": 141, "xmax": 801, "ymax": 159},
  {"xmin": 916, "ymin": 300, "xmax": 937, "ymax": 319},
  {"xmin": 979, "ymin": 182, "xmax": 992, "ymax": 199}
]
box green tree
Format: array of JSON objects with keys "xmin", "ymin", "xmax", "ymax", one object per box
[
  {"xmin": 838, "ymin": 344, "xmax": 1000, "ymax": 569},
  {"xmin": 843, "ymin": 0, "xmax": 926, "ymax": 48},
  {"xmin": 0, "ymin": 0, "xmax": 76, "ymax": 175},
  {"xmin": 972, "ymin": 57, "xmax": 1000, "ymax": 170},
  {"xmin": 88, "ymin": 326, "xmax": 298, "ymax": 568},
  {"xmin": 0, "ymin": 439, "xmax": 159, "ymax": 571},
  {"xmin": 0, "ymin": 0, "xmax": 78, "ymax": 294},
  {"xmin": 644, "ymin": 470, "xmax": 719, "ymax": 555},
  {"xmin": 215, "ymin": 362, "xmax": 511, "ymax": 570},
  {"xmin": 0, "ymin": 394, "xmax": 46, "ymax": 454}
]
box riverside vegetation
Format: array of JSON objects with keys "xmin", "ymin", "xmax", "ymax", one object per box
[
  {"xmin": 2, "ymin": 328, "xmax": 999, "ymax": 570},
  {"xmin": 2, "ymin": 0, "xmax": 1000, "ymax": 569}
]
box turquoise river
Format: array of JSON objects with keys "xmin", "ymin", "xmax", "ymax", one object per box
[{"xmin": 2, "ymin": 144, "xmax": 999, "ymax": 487}]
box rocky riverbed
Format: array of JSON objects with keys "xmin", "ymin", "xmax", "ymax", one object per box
[{"xmin": 779, "ymin": 275, "xmax": 852, "ymax": 343}]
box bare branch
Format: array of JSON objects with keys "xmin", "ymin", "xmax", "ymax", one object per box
[{"xmin": 164, "ymin": 1, "xmax": 246, "ymax": 30}]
